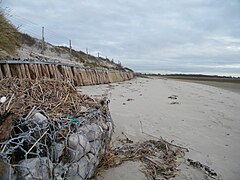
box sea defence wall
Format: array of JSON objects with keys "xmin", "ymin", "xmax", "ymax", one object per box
[{"xmin": 0, "ymin": 60, "xmax": 134, "ymax": 85}]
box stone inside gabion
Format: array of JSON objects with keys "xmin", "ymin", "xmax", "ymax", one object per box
[{"xmin": 0, "ymin": 107, "xmax": 113, "ymax": 180}]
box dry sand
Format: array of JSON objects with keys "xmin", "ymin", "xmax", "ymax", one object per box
[{"xmin": 80, "ymin": 77, "xmax": 240, "ymax": 180}]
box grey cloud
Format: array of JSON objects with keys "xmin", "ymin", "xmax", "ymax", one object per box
[{"xmin": 1, "ymin": 0, "xmax": 240, "ymax": 76}]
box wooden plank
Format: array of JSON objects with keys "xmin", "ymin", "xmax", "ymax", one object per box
[
  {"xmin": 77, "ymin": 69, "xmax": 84, "ymax": 86},
  {"xmin": 54, "ymin": 65, "xmax": 62, "ymax": 80},
  {"xmin": 9, "ymin": 64, "xmax": 18, "ymax": 78},
  {"xmin": 3, "ymin": 64, "xmax": 12, "ymax": 78},
  {"xmin": 37, "ymin": 64, "xmax": 43, "ymax": 78},
  {"xmin": 50, "ymin": 65, "xmax": 55, "ymax": 79},
  {"xmin": 20, "ymin": 64, "xmax": 27, "ymax": 78},
  {"xmin": 45, "ymin": 65, "xmax": 52, "ymax": 78},
  {"xmin": 33, "ymin": 64, "xmax": 39, "ymax": 79},
  {"xmin": 0, "ymin": 65, "xmax": 4, "ymax": 80},
  {"xmin": 43, "ymin": 64, "xmax": 50, "ymax": 78},
  {"xmin": 40, "ymin": 64, "xmax": 48, "ymax": 78},
  {"xmin": 24, "ymin": 64, "xmax": 31, "ymax": 79},
  {"xmin": 48, "ymin": 64, "xmax": 55, "ymax": 79},
  {"xmin": 29, "ymin": 64, "xmax": 36, "ymax": 79}
]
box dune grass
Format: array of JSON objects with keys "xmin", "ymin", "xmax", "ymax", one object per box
[{"xmin": 0, "ymin": 11, "xmax": 19, "ymax": 54}]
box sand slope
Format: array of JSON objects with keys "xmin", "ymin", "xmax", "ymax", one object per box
[{"xmin": 80, "ymin": 77, "xmax": 240, "ymax": 180}]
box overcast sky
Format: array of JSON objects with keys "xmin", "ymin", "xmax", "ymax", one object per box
[{"xmin": 1, "ymin": 0, "xmax": 240, "ymax": 76}]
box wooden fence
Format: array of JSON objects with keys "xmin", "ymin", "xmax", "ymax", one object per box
[{"xmin": 0, "ymin": 60, "xmax": 134, "ymax": 86}]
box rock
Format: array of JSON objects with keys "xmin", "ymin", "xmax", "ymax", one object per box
[
  {"xmin": 31, "ymin": 112, "xmax": 48, "ymax": 128},
  {"xmin": 90, "ymin": 140, "xmax": 101, "ymax": 155},
  {"xmin": 17, "ymin": 157, "xmax": 53, "ymax": 180},
  {"xmin": 88, "ymin": 152, "xmax": 99, "ymax": 165},
  {"xmin": 54, "ymin": 162, "xmax": 68, "ymax": 180},
  {"xmin": 0, "ymin": 160, "xmax": 16, "ymax": 180},
  {"xmin": 87, "ymin": 152, "xmax": 99, "ymax": 177},
  {"xmin": 80, "ymin": 123, "xmax": 102, "ymax": 141},
  {"xmin": 50, "ymin": 142, "xmax": 64, "ymax": 162},
  {"xmin": 88, "ymin": 160, "xmax": 96, "ymax": 178},
  {"xmin": 66, "ymin": 157, "xmax": 89, "ymax": 180},
  {"xmin": 68, "ymin": 133, "xmax": 91, "ymax": 162}
]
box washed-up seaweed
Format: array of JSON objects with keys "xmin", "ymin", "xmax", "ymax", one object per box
[
  {"xmin": 97, "ymin": 137, "xmax": 186, "ymax": 179},
  {"xmin": 97, "ymin": 135, "xmax": 220, "ymax": 180},
  {"xmin": 187, "ymin": 158, "xmax": 218, "ymax": 177}
]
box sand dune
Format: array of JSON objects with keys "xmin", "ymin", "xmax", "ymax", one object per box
[{"xmin": 80, "ymin": 77, "xmax": 240, "ymax": 180}]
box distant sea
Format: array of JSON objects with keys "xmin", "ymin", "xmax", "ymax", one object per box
[
  {"xmin": 138, "ymin": 70, "xmax": 240, "ymax": 78},
  {"xmin": 125, "ymin": 62, "xmax": 240, "ymax": 78}
]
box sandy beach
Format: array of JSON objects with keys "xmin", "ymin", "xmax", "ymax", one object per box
[{"xmin": 80, "ymin": 77, "xmax": 240, "ymax": 180}]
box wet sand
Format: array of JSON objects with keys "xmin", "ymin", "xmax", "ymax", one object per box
[
  {"xmin": 80, "ymin": 77, "xmax": 240, "ymax": 180},
  {"xmin": 178, "ymin": 80, "xmax": 240, "ymax": 94},
  {"xmin": 163, "ymin": 76, "xmax": 240, "ymax": 94}
]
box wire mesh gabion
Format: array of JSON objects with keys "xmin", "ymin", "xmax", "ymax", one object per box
[
  {"xmin": 0, "ymin": 107, "xmax": 113, "ymax": 180},
  {"xmin": 0, "ymin": 78, "xmax": 113, "ymax": 180}
]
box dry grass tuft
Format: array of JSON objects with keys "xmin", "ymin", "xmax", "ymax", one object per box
[{"xmin": 0, "ymin": 11, "xmax": 19, "ymax": 55}]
